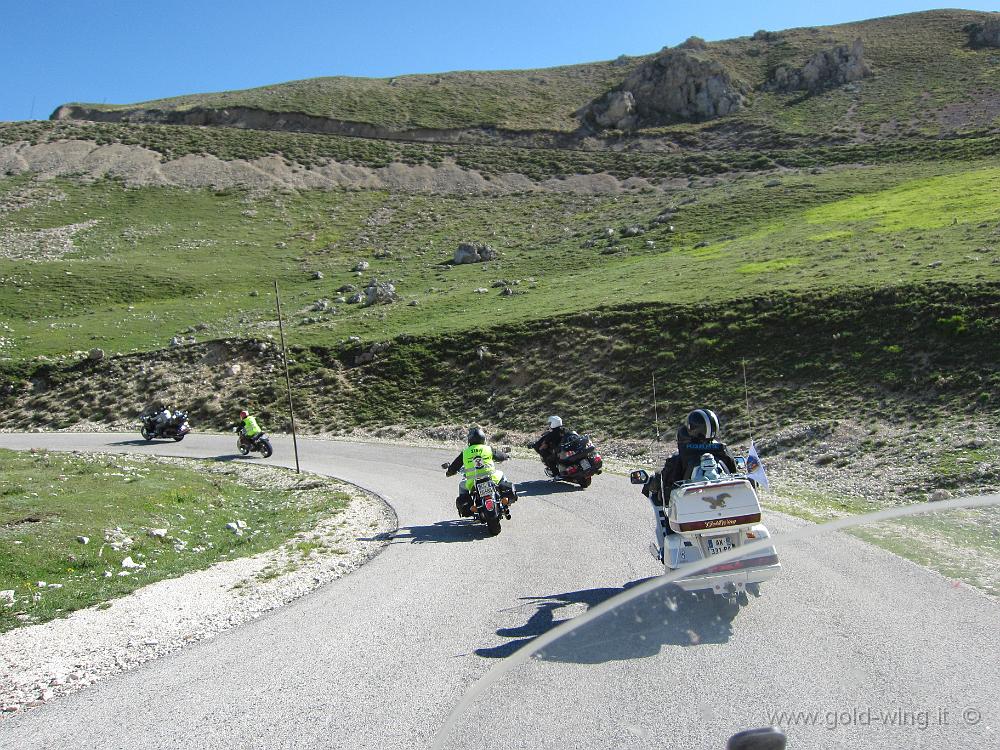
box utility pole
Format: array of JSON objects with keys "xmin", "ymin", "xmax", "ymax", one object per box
[{"xmin": 274, "ymin": 280, "xmax": 300, "ymax": 473}]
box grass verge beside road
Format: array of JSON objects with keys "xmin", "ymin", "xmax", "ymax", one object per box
[{"xmin": 0, "ymin": 448, "xmax": 351, "ymax": 632}]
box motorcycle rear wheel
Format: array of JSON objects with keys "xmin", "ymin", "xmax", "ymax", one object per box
[
  {"xmin": 578, "ymin": 476, "xmax": 592, "ymax": 489},
  {"xmin": 260, "ymin": 440, "xmax": 273, "ymax": 458},
  {"xmin": 486, "ymin": 516, "xmax": 502, "ymax": 536},
  {"xmin": 173, "ymin": 434, "xmax": 185, "ymax": 442}
]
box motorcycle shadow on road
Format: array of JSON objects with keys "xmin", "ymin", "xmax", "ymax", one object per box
[
  {"xmin": 515, "ymin": 479, "xmax": 584, "ymax": 498},
  {"xmin": 366, "ymin": 519, "xmax": 493, "ymax": 544},
  {"xmin": 475, "ymin": 578, "xmax": 739, "ymax": 663},
  {"xmin": 108, "ymin": 439, "xmax": 173, "ymax": 446}
]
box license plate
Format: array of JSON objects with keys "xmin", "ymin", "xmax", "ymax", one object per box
[
  {"xmin": 707, "ymin": 536, "xmax": 735, "ymax": 555},
  {"xmin": 476, "ymin": 481, "xmax": 492, "ymax": 495},
  {"xmin": 580, "ymin": 459, "xmax": 591, "ymax": 470}
]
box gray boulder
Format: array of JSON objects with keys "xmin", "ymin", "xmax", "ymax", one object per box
[
  {"xmin": 352, "ymin": 260, "xmax": 370, "ymax": 272},
  {"xmin": 363, "ymin": 280, "xmax": 397, "ymax": 306},
  {"xmin": 764, "ymin": 39, "xmax": 872, "ymax": 94},
  {"xmin": 582, "ymin": 48, "xmax": 747, "ymax": 129},
  {"xmin": 87, "ymin": 348, "xmax": 104, "ymax": 361},
  {"xmin": 355, "ymin": 341, "xmax": 390, "ymax": 365},
  {"xmin": 592, "ymin": 91, "xmax": 637, "ymax": 130},
  {"xmin": 453, "ymin": 242, "xmax": 498, "ymax": 265}
]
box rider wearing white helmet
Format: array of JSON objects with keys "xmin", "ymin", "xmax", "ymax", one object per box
[{"xmin": 531, "ymin": 415, "xmax": 566, "ymax": 475}]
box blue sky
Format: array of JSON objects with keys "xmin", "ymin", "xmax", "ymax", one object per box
[{"xmin": 1, "ymin": 1, "xmax": 997, "ymax": 122}]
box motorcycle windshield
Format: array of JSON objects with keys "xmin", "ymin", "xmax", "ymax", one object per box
[{"xmin": 433, "ymin": 496, "xmax": 999, "ymax": 749}]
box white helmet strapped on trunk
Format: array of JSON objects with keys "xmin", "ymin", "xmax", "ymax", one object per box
[{"xmin": 548, "ymin": 415, "xmax": 563, "ymax": 429}]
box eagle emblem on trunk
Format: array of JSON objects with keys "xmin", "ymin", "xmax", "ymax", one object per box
[{"xmin": 702, "ymin": 492, "xmax": 731, "ymax": 509}]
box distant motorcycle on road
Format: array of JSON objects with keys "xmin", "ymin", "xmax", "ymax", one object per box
[
  {"xmin": 536, "ymin": 431, "xmax": 603, "ymax": 488},
  {"xmin": 140, "ymin": 409, "xmax": 191, "ymax": 441},
  {"xmin": 236, "ymin": 427, "xmax": 273, "ymax": 458}
]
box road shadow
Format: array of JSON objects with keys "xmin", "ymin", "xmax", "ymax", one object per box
[
  {"xmin": 360, "ymin": 519, "xmax": 491, "ymax": 544},
  {"xmin": 515, "ymin": 479, "xmax": 582, "ymax": 498},
  {"xmin": 476, "ymin": 578, "xmax": 740, "ymax": 663},
  {"xmin": 108, "ymin": 439, "xmax": 166, "ymax": 446},
  {"xmin": 211, "ymin": 454, "xmax": 251, "ymax": 462}
]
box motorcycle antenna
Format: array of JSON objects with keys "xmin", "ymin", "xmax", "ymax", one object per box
[
  {"xmin": 652, "ymin": 373, "xmax": 661, "ymax": 441},
  {"xmin": 742, "ymin": 358, "xmax": 755, "ymax": 443},
  {"xmin": 274, "ymin": 280, "xmax": 301, "ymax": 474}
]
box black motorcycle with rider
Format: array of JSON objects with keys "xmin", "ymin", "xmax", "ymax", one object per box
[
  {"xmin": 140, "ymin": 406, "xmax": 191, "ymax": 441},
  {"xmin": 532, "ymin": 415, "xmax": 603, "ymax": 489}
]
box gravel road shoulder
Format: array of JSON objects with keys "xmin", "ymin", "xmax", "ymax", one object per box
[{"xmin": 0, "ymin": 454, "xmax": 395, "ymax": 716}]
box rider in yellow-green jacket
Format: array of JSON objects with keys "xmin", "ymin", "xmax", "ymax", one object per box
[
  {"xmin": 232, "ymin": 409, "xmax": 263, "ymax": 448},
  {"xmin": 445, "ymin": 427, "xmax": 517, "ymax": 517}
]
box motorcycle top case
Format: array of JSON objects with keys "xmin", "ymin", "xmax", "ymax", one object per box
[
  {"xmin": 558, "ymin": 432, "xmax": 595, "ymax": 463},
  {"xmin": 667, "ymin": 478, "xmax": 762, "ymax": 535}
]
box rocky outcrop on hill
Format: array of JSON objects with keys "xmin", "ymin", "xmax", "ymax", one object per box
[
  {"xmin": 764, "ymin": 39, "xmax": 872, "ymax": 94},
  {"xmin": 453, "ymin": 242, "xmax": 498, "ymax": 264},
  {"xmin": 965, "ymin": 18, "xmax": 1000, "ymax": 48},
  {"xmin": 580, "ymin": 48, "xmax": 748, "ymax": 130}
]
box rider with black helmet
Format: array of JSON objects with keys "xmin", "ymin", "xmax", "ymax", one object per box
[
  {"xmin": 445, "ymin": 426, "xmax": 517, "ymax": 517},
  {"xmin": 643, "ymin": 408, "xmax": 738, "ymax": 506}
]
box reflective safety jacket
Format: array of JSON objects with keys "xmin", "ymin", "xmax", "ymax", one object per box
[
  {"xmin": 458, "ymin": 444, "xmax": 504, "ymax": 490},
  {"xmin": 242, "ymin": 415, "xmax": 262, "ymax": 438}
]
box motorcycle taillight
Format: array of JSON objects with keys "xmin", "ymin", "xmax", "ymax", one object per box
[{"xmin": 484, "ymin": 498, "xmax": 494, "ymax": 511}]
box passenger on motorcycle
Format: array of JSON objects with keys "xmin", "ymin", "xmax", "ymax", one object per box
[
  {"xmin": 445, "ymin": 427, "xmax": 517, "ymax": 517},
  {"xmin": 154, "ymin": 407, "xmax": 173, "ymax": 435},
  {"xmin": 643, "ymin": 408, "xmax": 738, "ymax": 507},
  {"xmin": 531, "ymin": 415, "xmax": 566, "ymax": 475}
]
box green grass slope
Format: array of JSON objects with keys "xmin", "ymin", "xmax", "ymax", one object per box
[
  {"xmin": 56, "ymin": 9, "xmax": 1000, "ymax": 142},
  {"xmin": 1, "ymin": 155, "xmax": 997, "ymax": 371},
  {"xmin": 65, "ymin": 61, "xmax": 635, "ymax": 132}
]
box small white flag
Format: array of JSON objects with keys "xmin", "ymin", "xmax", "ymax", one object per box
[{"xmin": 747, "ymin": 440, "xmax": 769, "ymax": 489}]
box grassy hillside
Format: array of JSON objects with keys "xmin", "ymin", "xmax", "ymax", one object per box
[
  {"xmin": 1, "ymin": 155, "xmax": 998, "ymax": 370},
  {"xmin": 59, "ymin": 61, "xmax": 638, "ymax": 132},
  {"xmin": 56, "ymin": 10, "xmax": 1000, "ymax": 142},
  {"xmin": 0, "ymin": 8, "xmax": 996, "ymax": 511}
]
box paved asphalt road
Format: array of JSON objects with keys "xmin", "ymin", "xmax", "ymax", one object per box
[{"xmin": 0, "ymin": 432, "xmax": 996, "ymax": 749}]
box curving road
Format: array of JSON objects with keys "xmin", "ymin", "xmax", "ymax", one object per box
[{"xmin": 0, "ymin": 432, "xmax": 996, "ymax": 749}]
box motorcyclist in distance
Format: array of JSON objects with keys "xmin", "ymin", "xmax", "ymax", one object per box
[
  {"xmin": 531, "ymin": 415, "xmax": 566, "ymax": 476},
  {"xmin": 229, "ymin": 409, "xmax": 263, "ymax": 445},
  {"xmin": 445, "ymin": 426, "xmax": 517, "ymax": 517}
]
